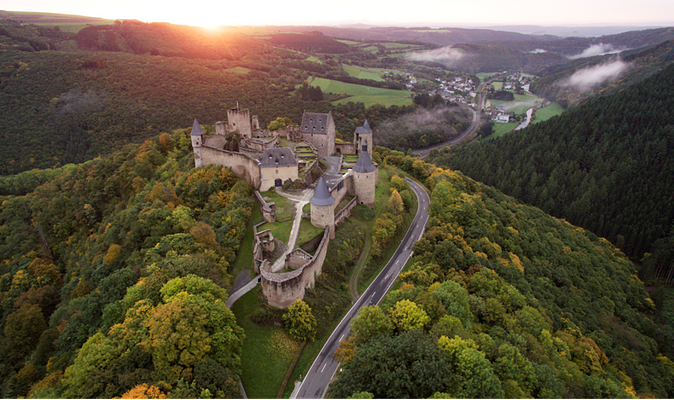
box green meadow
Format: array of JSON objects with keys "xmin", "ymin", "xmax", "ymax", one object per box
[
  {"xmin": 309, "ymin": 77, "xmax": 412, "ymax": 107},
  {"xmin": 533, "ymin": 102, "xmax": 564, "ymax": 123}
]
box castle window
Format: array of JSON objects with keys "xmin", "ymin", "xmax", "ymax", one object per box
[{"xmin": 319, "ymin": 119, "xmax": 322, "ymax": 123}]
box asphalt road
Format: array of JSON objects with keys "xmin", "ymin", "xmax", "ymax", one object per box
[{"xmin": 292, "ymin": 178, "xmax": 431, "ymax": 399}]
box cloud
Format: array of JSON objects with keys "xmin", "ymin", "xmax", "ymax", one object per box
[
  {"xmin": 570, "ymin": 43, "xmax": 624, "ymax": 59},
  {"xmin": 558, "ymin": 60, "xmax": 629, "ymax": 92},
  {"xmin": 528, "ymin": 49, "xmax": 548, "ymax": 54},
  {"xmin": 406, "ymin": 46, "xmax": 465, "ymax": 68}
]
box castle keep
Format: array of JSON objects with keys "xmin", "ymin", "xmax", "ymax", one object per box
[{"xmin": 191, "ymin": 107, "xmax": 378, "ymax": 308}]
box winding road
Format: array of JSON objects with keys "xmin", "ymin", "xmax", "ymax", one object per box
[{"xmin": 291, "ymin": 178, "xmax": 431, "ymax": 399}]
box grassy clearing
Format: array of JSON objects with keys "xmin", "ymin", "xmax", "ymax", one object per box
[
  {"xmin": 308, "ymin": 77, "xmax": 413, "ymax": 107},
  {"xmin": 491, "ymin": 81, "xmax": 504, "ymax": 90},
  {"xmin": 342, "ymin": 65, "xmax": 386, "ymax": 82},
  {"xmin": 477, "ymin": 72, "xmax": 501, "ymax": 81},
  {"xmin": 533, "ymin": 102, "xmax": 564, "ymax": 123},
  {"xmin": 305, "ymin": 56, "xmax": 322, "ymax": 64},
  {"xmin": 296, "ymin": 220, "xmax": 324, "ymax": 248},
  {"xmin": 224, "ymin": 66, "xmax": 252, "ymax": 74},
  {"xmin": 260, "ymin": 220, "xmax": 293, "ymax": 245},
  {"xmin": 260, "ymin": 190, "xmax": 294, "ymax": 222},
  {"xmin": 486, "ymin": 122, "xmax": 518, "ymax": 140},
  {"xmin": 232, "ymin": 288, "xmax": 303, "ymax": 399},
  {"xmin": 490, "ymin": 92, "xmax": 539, "ymax": 114},
  {"xmin": 336, "ymin": 39, "xmax": 360, "ymax": 45}
]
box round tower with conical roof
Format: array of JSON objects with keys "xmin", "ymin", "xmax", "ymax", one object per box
[
  {"xmin": 310, "ymin": 176, "xmax": 335, "ymax": 231},
  {"xmin": 191, "ymin": 118, "xmax": 205, "ymax": 168},
  {"xmin": 352, "ymin": 145, "xmax": 377, "ymax": 208}
]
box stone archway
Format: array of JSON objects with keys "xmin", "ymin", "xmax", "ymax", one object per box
[{"xmin": 275, "ymin": 178, "xmax": 283, "ymax": 187}]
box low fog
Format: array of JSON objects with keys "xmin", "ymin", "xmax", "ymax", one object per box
[
  {"xmin": 570, "ymin": 43, "xmax": 625, "ymax": 59},
  {"xmin": 558, "ymin": 60, "xmax": 630, "ymax": 92},
  {"xmin": 406, "ymin": 46, "xmax": 465, "ymax": 68}
]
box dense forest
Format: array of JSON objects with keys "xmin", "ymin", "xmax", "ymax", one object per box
[
  {"xmin": 0, "ymin": 128, "xmax": 254, "ymax": 397},
  {"xmin": 531, "ymin": 39, "xmax": 674, "ymax": 108},
  {"xmin": 330, "ymin": 158, "xmax": 674, "ymax": 398},
  {"xmin": 429, "ymin": 62, "xmax": 674, "ymax": 268}
]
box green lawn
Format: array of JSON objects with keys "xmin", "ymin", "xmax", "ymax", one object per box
[
  {"xmin": 533, "ymin": 103, "xmax": 564, "ymax": 123},
  {"xmin": 260, "ymin": 220, "xmax": 293, "ymax": 245},
  {"xmin": 486, "ymin": 122, "xmax": 518, "ymax": 140},
  {"xmin": 224, "ymin": 66, "xmax": 252, "ymax": 74},
  {"xmin": 309, "ymin": 77, "xmax": 412, "ymax": 107},
  {"xmin": 232, "ymin": 288, "xmax": 303, "ymax": 399},
  {"xmin": 296, "ymin": 220, "xmax": 325, "ymax": 248},
  {"xmin": 492, "ymin": 81, "xmax": 504, "ymax": 90},
  {"xmin": 490, "ymin": 92, "xmax": 539, "ymax": 114},
  {"xmin": 260, "ymin": 190, "xmax": 294, "ymax": 222}
]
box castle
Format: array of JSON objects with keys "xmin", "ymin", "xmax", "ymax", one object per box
[{"xmin": 191, "ymin": 107, "xmax": 378, "ymax": 308}]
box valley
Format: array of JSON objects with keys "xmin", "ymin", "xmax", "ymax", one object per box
[{"xmin": 0, "ymin": 11, "xmax": 673, "ymax": 400}]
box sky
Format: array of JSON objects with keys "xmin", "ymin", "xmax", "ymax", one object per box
[{"xmin": 2, "ymin": 0, "xmax": 673, "ymax": 28}]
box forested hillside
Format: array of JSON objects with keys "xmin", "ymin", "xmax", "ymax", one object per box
[
  {"xmin": 429, "ymin": 63, "xmax": 674, "ymax": 264},
  {"xmin": 0, "ymin": 129, "xmax": 252, "ymax": 397},
  {"xmin": 330, "ymin": 162, "xmax": 674, "ymax": 398},
  {"xmin": 531, "ymin": 40, "xmax": 674, "ymax": 108}
]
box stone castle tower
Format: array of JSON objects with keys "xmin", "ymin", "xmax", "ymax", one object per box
[
  {"xmin": 354, "ymin": 119, "xmax": 373, "ymax": 156},
  {"xmin": 191, "ymin": 118, "xmax": 205, "ymax": 168},
  {"xmin": 227, "ymin": 107, "xmax": 252, "ymax": 138},
  {"xmin": 352, "ymin": 141, "xmax": 377, "ymax": 207},
  {"xmin": 310, "ymin": 176, "xmax": 335, "ymax": 231}
]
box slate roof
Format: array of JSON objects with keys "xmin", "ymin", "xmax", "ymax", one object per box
[
  {"xmin": 353, "ymin": 149, "xmax": 377, "ymax": 173},
  {"xmin": 311, "ymin": 176, "xmax": 335, "ymax": 206},
  {"xmin": 258, "ymin": 147, "xmax": 298, "ymax": 168},
  {"xmin": 191, "ymin": 118, "xmax": 205, "ymax": 136},
  {"xmin": 355, "ymin": 119, "xmax": 372, "ymax": 135},
  {"xmin": 300, "ymin": 112, "xmax": 331, "ymax": 135}
]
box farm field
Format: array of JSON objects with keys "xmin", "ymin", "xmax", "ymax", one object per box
[
  {"xmin": 477, "ymin": 72, "xmax": 501, "ymax": 80},
  {"xmin": 309, "ymin": 77, "xmax": 413, "ymax": 107},
  {"xmin": 305, "ymin": 55, "xmax": 322, "ymax": 63},
  {"xmin": 0, "ymin": 10, "xmax": 115, "ymax": 32},
  {"xmin": 490, "ymin": 92, "xmax": 539, "ymax": 114},
  {"xmin": 224, "ymin": 66, "xmax": 252, "ymax": 74},
  {"xmin": 533, "ymin": 102, "xmax": 564, "ymax": 123},
  {"xmin": 342, "ymin": 65, "xmax": 386, "ymax": 81},
  {"xmin": 487, "ymin": 122, "xmax": 518, "ymax": 139}
]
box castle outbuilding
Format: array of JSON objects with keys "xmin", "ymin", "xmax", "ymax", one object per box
[{"xmin": 258, "ymin": 147, "xmax": 299, "ymax": 192}]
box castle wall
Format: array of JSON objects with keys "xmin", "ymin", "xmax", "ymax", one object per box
[
  {"xmin": 335, "ymin": 142, "xmax": 356, "ymax": 155},
  {"xmin": 243, "ymin": 135, "xmax": 279, "ymax": 152},
  {"xmin": 260, "ymin": 165, "xmax": 299, "ymax": 192},
  {"xmin": 335, "ymin": 197, "xmax": 358, "ymax": 225},
  {"xmin": 201, "ymin": 146, "xmax": 261, "ymax": 189},
  {"xmin": 329, "ymin": 176, "xmax": 350, "ymax": 206},
  {"xmin": 260, "ymin": 228, "xmax": 331, "ymax": 308},
  {"xmin": 215, "ymin": 122, "xmax": 227, "ymax": 136}
]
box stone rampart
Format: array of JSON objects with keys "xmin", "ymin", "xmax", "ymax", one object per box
[
  {"xmin": 254, "ymin": 190, "xmax": 276, "ymax": 223},
  {"xmin": 260, "ymin": 227, "xmax": 331, "ymax": 308},
  {"xmin": 201, "ymin": 146, "xmax": 262, "ymax": 189},
  {"xmin": 335, "ymin": 142, "xmax": 356, "ymax": 155},
  {"xmin": 335, "ymin": 197, "xmax": 358, "ymax": 225}
]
